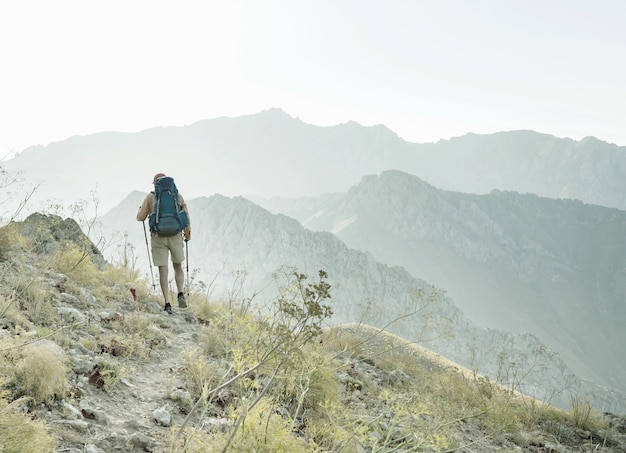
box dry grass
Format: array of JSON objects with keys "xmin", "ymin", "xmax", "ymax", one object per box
[
  {"xmin": 13, "ymin": 342, "xmax": 69, "ymax": 404},
  {"xmin": 0, "ymin": 404, "xmax": 57, "ymax": 453}
]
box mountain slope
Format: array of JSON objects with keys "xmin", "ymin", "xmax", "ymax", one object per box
[
  {"xmin": 4, "ymin": 212, "xmax": 625, "ymax": 452},
  {"xmin": 258, "ymin": 170, "xmax": 626, "ymax": 397},
  {"xmin": 99, "ymin": 192, "xmax": 626, "ymax": 412}
]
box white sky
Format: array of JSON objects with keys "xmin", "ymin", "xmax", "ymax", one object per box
[{"xmin": 1, "ymin": 0, "xmax": 625, "ymax": 155}]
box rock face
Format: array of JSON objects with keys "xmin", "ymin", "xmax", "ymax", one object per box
[
  {"xmin": 100, "ymin": 191, "xmax": 626, "ymax": 412},
  {"xmin": 17, "ymin": 213, "xmax": 106, "ymax": 267}
]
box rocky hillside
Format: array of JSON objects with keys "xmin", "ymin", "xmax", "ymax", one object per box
[
  {"xmin": 99, "ymin": 193, "xmax": 626, "ymax": 413},
  {"xmin": 2, "ymin": 213, "xmax": 626, "ymax": 452},
  {"xmin": 257, "ymin": 170, "xmax": 626, "ymax": 399}
]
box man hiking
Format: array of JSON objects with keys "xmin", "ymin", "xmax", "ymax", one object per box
[{"xmin": 137, "ymin": 172, "xmax": 191, "ymax": 314}]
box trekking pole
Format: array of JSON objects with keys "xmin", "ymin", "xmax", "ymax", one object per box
[
  {"xmin": 142, "ymin": 220, "xmax": 156, "ymax": 292},
  {"xmin": 185, "ymin": 238, "xmax": 190, "ymax": 297}
]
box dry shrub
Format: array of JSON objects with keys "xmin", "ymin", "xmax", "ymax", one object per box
[
  {"xmin": 0, "ymin": 295, "xmax": 32, "ymax": 331},
  {"xmin": 198, "ymin": 324, "xmax": 230, "ymax": 358},
  {"xmin": 9, "ymin": 275, "xmax": 57, "ymax": 325},
  {"xmin": 182, "ymin": 349, "xmax": 222, "ymax": 399},
  {"xmin": 321, "ymin": 326, "xmax": 367, "ymax": 358},
  {"xmin": 278, "ymin": 345, "xmax": 340, "ymax": 419},
  {"xmin": 191, "ymin": 297, "xmax": 221, "ymax": 325},
  {"xmin": 52, "ymin": 241, "xmax": 100, "ymax": 287},
  {"xmin": 0, "ymin": 405, "xmax": 57, "ymax": 453},
  {"xmin": 14, "ymin": 342, "xmax": 69, "ymax": 404},
  {"xmin": 0, "ymin": 222, "xmax": 28, "ymax": 259},
  {"xmin": 101, "ymin": 262, "xmax": 140, "ymax": 287},
  {"xmin": 206, "ymin": 397, "xmax": 309, "ymax": 453},
  {"xmin": 1, "ymin": 345, "xmax": 57, "ymax": 453}
]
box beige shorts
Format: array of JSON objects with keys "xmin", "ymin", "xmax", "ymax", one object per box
[{"xmin": 151, "ymin": 234, "xmax": 185, "ymax": 266}]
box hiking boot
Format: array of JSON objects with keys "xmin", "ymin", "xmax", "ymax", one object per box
[
  {"xmin": 164, "ymin": 302, "xmax": 173, "ymax": 314},
  {"xmin": 177, "ymin": 292, "xmax": 187, "ymax": 308}
]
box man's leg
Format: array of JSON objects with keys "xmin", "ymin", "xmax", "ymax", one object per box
[
  {"xmin": 158, "ymin": 265, "xmax": 173, "ymax": 313},
  {"xmin": 151, "ymin": 236, "xmax": 172, "ymax": 313},
  {"xmin": 173, "ymin": 262, "xmax": 187, "ymax": 307},
  {"xmin": 169, "ymin": 234, "xmax": 187, "ymax": 308},
  {"xmin": 158, "ymin": 265, "xmax": 169, "ymax": 302}
]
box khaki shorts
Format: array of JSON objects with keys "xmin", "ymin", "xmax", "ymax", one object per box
[{"xmin": 151, "ymin": 234, "xmax": 185, "ymax": 266}]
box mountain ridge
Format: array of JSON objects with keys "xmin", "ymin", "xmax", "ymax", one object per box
[
  {"xmin": 257, "ymin": 170, "xmax": 626, "ymax": 395},
  {"xmin": 4, "ymin": 109, "xmax": 626, "ymax": 219}
]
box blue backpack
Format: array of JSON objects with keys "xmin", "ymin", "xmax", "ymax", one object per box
[{"xmin": 148, "ymin": 176, "xmax": 190, "ymax": 237}]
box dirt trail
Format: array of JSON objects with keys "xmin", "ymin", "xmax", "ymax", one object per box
[{"xmin": 60, "ymin": 309, "xmax": 202, "ymax": 452}]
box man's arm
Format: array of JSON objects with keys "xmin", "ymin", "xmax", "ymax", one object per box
[
  {"xmin": 179, "ymin": 193, "xmax": 191, "ymax": 241},
  {"xmin": 137, "ymin": 193, "xmax": 154, "ymax": 221},
  {"xmin": 179, "ymin": 193, "xmax": 190, "ymax": 223}
]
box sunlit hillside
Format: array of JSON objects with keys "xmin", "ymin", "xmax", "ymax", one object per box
[{"xmin": 1, "ymin": 213, "xmax": 625, "ymax": 452}]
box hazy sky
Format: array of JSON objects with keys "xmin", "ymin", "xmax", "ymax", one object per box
[{"xmin": 1, "ymin": 0, "xmax": 625, "ymax": 155}]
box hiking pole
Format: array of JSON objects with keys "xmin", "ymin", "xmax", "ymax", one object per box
[
  {"xmin": 185, "ymin": 238, "xmax": 190, "ymax": 297},
  {"xmin": 142, "ymin": 220, "xmax": 156, "ymax": 292}
]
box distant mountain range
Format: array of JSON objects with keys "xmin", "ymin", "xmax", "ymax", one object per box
[
  {"xmin": 3, "ymin": 108, "xmax": 626, "ymax": 217},
  {"xmin": 3, "ymin": 108, "xmax": 626, "ymax": 411}
]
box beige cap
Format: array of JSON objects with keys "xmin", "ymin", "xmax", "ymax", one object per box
[{"xmin": 153, "ymin": 173, "xmax": 166, "ymax": 183}]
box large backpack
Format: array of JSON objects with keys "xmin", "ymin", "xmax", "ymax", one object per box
[{"xmin": 148, "ymin": 176, "xmax": 190, "ymax": 237}]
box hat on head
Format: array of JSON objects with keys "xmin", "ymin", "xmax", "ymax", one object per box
[{"xmin": 153, "ymin": 173, "xmax": 166, "ymax": 183}]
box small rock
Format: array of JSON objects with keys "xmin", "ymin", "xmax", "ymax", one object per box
[
  {"xmin": 50, "ymin": 272, "xmax": 68, "ymax": 287},
  {"xmin": 60, "ymin": 292, "xmax": 81, "ymax": 305},
  {"xmin": 61, "ymin": 400, "xmax": 82, "ymax": 420},
  {"xmin": 153, "ymin": 406, "xmax": 172, "ymax": 427},
  {"xmin": 203, "ymin": 417, "xmax": 230, "ymax": 432},
  {"xmin": 145, "ymin": 301, "xmax": 164, "ymax": 313},
  {"xmin": 57, "ymin": 306, "xmax": 86, "ymax": 323},
  {"xmin": 81, "ymin": 407, "xmax": 109, "ymax": 425},
  {"xmin": 127, "ymin": 432, "xmax": 154, "ymax": 451},
  {"xmin": 120, "ymin": 377, "xmax": 136, "ymax": 388},
  {"xmin": 70, "ymin": 342, "xmax": 92, "ymax": 355},
  {"xmin": 88, "ymin": 369, "xmax": 106, "ymax": 389},
  {"xmin": 52, "ymin": 419, "xmax": 90, "ymax": 432},
  {"xmin": 80, "ymin": 287, "xmax": 97, "ymax": 304},
  {"xmin": 98, "ymin": 310, "xmax": 123, "ymax": 322}
]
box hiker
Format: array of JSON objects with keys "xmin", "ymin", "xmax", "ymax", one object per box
[{"xmin": 137, "ymin": 173, "xmax": 191, "ymax": 314}]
